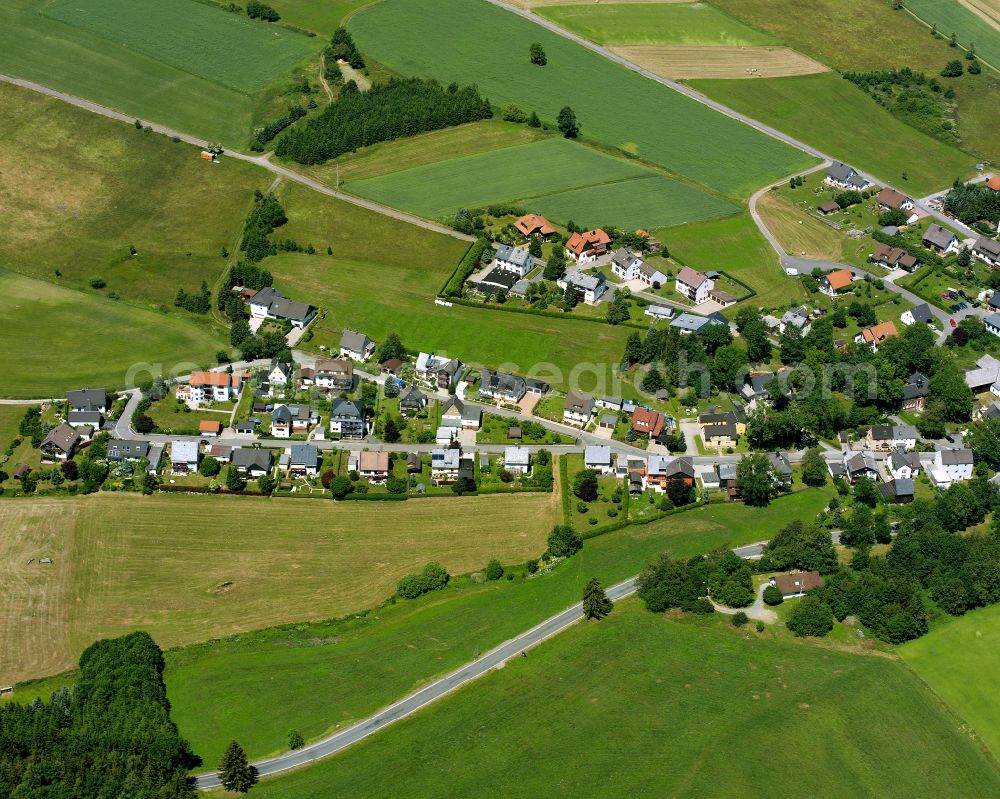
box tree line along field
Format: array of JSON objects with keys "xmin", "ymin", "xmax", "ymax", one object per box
[
  {"xmin": 904, "ymin": 0, "xmax": 1000, "ymax": 71},
  {"xmin": 535, "ymin": 2, "xmax": 781, "ymax": 46},
  {"xmin": 690, "ymin": 74, "xmax": 976, "ymax": 195},
  {"xmin": 0, "ymin": 0, "xmax": 321, "ymax": 145},
  {"xmin": 245, "ymin": 602, "xmax": 1000, "ymax": 798},
  {"xmin": 343, "ymin": 137, "xmax": 737, "ymax": 228},
  {"xmin": 708, "ymin": 0, "xmax": 1000, "ymax": 165},
  {"xmin": 347, "ymin": 0, "xmax": 817, "ymax": 200},
  {"xmin": 0, "ymin": 490, "xmax": 562, "ymax": 687}
]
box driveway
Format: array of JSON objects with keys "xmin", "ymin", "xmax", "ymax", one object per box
[{"xmin": 710, "ymin": 582, "xmax": 778, "ymax": 623}]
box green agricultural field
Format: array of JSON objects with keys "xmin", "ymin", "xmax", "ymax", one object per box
[
  {"xmin": 692, "ymin": 73, "xmax": 975, "ymax": 195},
  {"xmin": 904, "ymin": 0, "xmax": 1000, "ymax": 71},
  {"xmin": 537, "ymin": 2, "xmax": 780, "ymax": 46},
  {"xmin": 247, "ymin": 601, "xmax": 999, "ymax": 798},
  {"xmin": 267, "ymin": 0, "xmax": 370, "ymax": 35},
  {"xmin": 348, "ymin": 0, "xmax": 816, "ymax": 199},
  {"xmin": 0, "ymin": 489, "xmax": 561, "ymax": 687},
  {"xmin": 159, "ymin": 487, "xmax": 832, "ymax": 764},
  {"xmin": 710, "ymin": 0, "xmax": 1000, "ymax": 164},
  {"xmin": 344, "ymin": 137, "xmax": 736, "ymax": 227},
  {"xmin": 0, "ymin": 82, "xmax": 266, "ymax": 312},
  {"xmin": 654, "ymin": 213, "xmax": 807, "ymax": 309},
  {"xmin": 900, "ymin": 603, "xmax": 1000, "ymax": 758},
  {"xmin": 0, "ymin": 0, "xmax": 321, "ymax": 144},
  {"xmin": 0, "ymin": 270, "xmax": 224, "ymax": 398},
  {"xmin": 268, "ymin": 182, "xmax": 631, "ymax": 389}
]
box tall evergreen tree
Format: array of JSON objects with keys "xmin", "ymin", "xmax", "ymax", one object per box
[
  {"xmin": 557, "ymin": 106, "xmax": 580, "ymax": 138},
  {"xmin": 583, "ymin": 577, "xmax": 614, "ymax": 619},
  {"xmin": 219, "ymin": 741, "xmax": 256, "ymax": 793}
]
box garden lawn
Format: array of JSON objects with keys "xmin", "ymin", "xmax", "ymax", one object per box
[
  {"xmin": 0, "ymin": 271, "xmax": 224, "ymax": 398},
  {"xmin": 709, "ymin": 0, "xmax": 1000, "ymax": 164},
  {"xmin": 0, "ymin": 0, "xmax": 320, "ymax": 144},
  {"xmin": 344, "ymin": 137, "xmax": 737, "ymax": 227},
  {"xmin": 537, "ymin": 2, "xmax": 781, "ymax": 45},
  {"xmin": 899, "ymin": 602, "xmax": 1000, "ymax": 758},
  {"xmin": 904, "ymin": 0, "xmax": 1000, "ymax": 71},
  {"xmin": 246, "ymin": 601, "xmax": 1000, "ymax": 798},
  {"xmin": 348, "ymin": 0, "xmax": 816, "ymax": 198},
  {"xmin": 0, "ymin": 81, "xmax": 266, "ymax": 311},
  {"xmin": 691, "ymin": 73, "xmax": 976, "ymax": 195},
  {"xmin": 158, "ymin": 486, "xmax": 832, "ymax": 764}
]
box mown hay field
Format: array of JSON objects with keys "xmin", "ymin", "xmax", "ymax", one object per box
[{"xmin": 614, "ymin": 44, "xmax": 828, "ymax": 78}]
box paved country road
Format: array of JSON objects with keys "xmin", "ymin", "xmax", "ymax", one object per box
[
  {"xmin": 0, "ymin": 74, "xmax": 473, "ymax": 244},
  {"xmin": 194, "ymin": 533, "xmax": 794, "ymax": 789}
]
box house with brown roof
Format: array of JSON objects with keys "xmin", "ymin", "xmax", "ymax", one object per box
[
  {"xmin": 819, "ymin": 269, "xmax": 853, "ymax": 296},
  {"xmin": 986, "ymin": 176, "xmax": 1000, "ymax": 192},
  {"xmin": 675, "ymin": 266, "xmax": 714, "ymax": 304},
  {"xmin": 565, "ymin": 229, "xmax": 611, "ymax": 264},
  {"xmin": 563, "ymin": 390, "xmax": 595, "ymax": 424},
  {"xmin": 870, "ymin": 243, "xmax": 918, "ymax": 272},
  {"xmin": 857, "ymin": 321, "xmax": 898, "ymax": 351},
  {"xmin": 314, "ymin": 358, "xmax": 354, "ymax": 392},
  {"xmin": 631, "ymin": 406, "xmax": 666, "ymax": 439},
  {"xmin": 358, "ymin": 450, "xmax": 390, "ymax": 482},
  {"xmin": 817, "ymin": 201, "xmax": 840, "ymax": 216},
  {"xmin": 515, "ymin": 213, "xmax": 557, "ymax": 238},
  {"xmin": 770, "ymin": 571, "xmax": 825, "ymax": 598},
  {"xmin": 876, "ymin": 187, "xmax": 916, "ymax": 219},
  {"xmin": 39, "ymin": 423, "xmax": 80, "ymax": 462}
]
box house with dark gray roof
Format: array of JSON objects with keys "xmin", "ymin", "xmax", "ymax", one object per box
[
  {"xmin": 494, "ymin": 244, "xmax": 533, "ymax": 276},
  {"xmin": 250, "ymin": 287, "xmax": 316, "ymax": 328},
  {"xmin": 67, "ymin": 388, "xmax": 107, "ymax": 413},
  {"xmin": 231, "ymin": 447, "xmax": 272, "ymax": 477},
  {"xmin": 479, "ymin": 369, "xmax": 527, "ymax": 403},
  {"xmin": 880, "ymin": 477, "xmax": 915, "ymax": 503},
  {"xmin": 824, "ymin": 162, "xmax": 870, "ymax": 190},
  {"xmin": 339, "ymin": 330, "xmax": 375, "ymax": 361},
  {"xmin": 972, "ymin": 236, "xmax": 1000, "ymax": 267},
  {"xmin": 288, "ymin": 444, "xmax": 319, "ymax": 475},
  {"xmin": 901, "ymin": 303, "xmax": 933, "ymax": 327},
  {"xmin": 106, "ymin": 439, "xmax": 149, "ymax": 463},
  {"xmin": 329, "ymin": 399, "xmax": 365, "ymax": 438},
  {"xmin": 922, "ymin": 224, "xmax": 960, "ymax": 255},
  {"xmin": 902, "ymin": 372, "xmax": 929, "ymax": 411},
  {"xmin": 399, "ymin": 385, "xmax": 428, "ymax": 415}
]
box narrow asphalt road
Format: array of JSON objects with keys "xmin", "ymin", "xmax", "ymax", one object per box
[
  {"xmin": 0, "ymin": 74, "xmax": 473, "ymax": 244},
  {"xmin": 194, "ymin": 530, "xmax": 821, "ymax": 789}
]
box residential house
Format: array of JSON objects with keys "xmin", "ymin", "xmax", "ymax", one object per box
[
  {"xmin": 440, "ymin": 396, "xmax": 464, "ymax": 427},
  {"xmin": 866, "ymin": 424, "xmax": 916, "ymax": 451},
  {"xmin": 845, "ymin": 452, "xmax": 879, "ymax": 483},
  {"xmin": 494, "ymin": 244, "xmax": 533, "ymax": 277},
  {"xmin": 875, "ymin": 188, "xmax": 917, "ymax": 222},
  {"xmin": 644, "ymin": 304, "xmax": 674, "ymax": 321},
  {"xmin": 563, "ymin": 390, "xmax": 595, "ymax": 425},
  {"xmin": 415, "ymin": 353, "xmax": 462, "ymax": 390},
  {"xmin": 900, "ymin": 304, "xmax": 933, "ymax": 327},
  {"xmin": 670, "ymin": 313, "xmax": 715, "ymax": 335},
  {"xmin": 329, "ymin": 399, "xmax": 365, "ymax": 438},
  {"xmin": 972, "ymin": 236, "xmax": 1000, "ymax": 267},
  {"xmin": 479, "ymin": 369, "xmax": 527, "ymax": 403},
  {"xmin": 339, "ymin": 330, "xmax": 375, "ymax": 362},
  {"xmin": 988, "ymin": 176, "xmax": 1000, "ymax": 192},
  {"xmin": 199, "ymin": 420, "xmax": 222, "ymax": 437},
  {"xmin": 889, "ymin": 450, "xmax": 921, "ymax": 480},
  {"xmin": 631, "ymin": 406, "xmax": 666, "ymax": 439},
  {"xmin": 267, "ymin": 360, "xmax": 292, "ymax": 387},
  {"xmin": 504, "ymin": 446, "xmax": 532, "ymax": 475},
  {"xmin": 767, "ymin": 452, "xmax": 793, "ymax": 482},
  {"xmin": 67, "ymin": 409, "xmax": 104, "ymax": 429},
  {"xmin": 249, "ymin": 287, "xmax": 315, "ymax": 328},
  {"xmin": 742, "ymin": 369, "xmax": 794, "ymax": 404},
  {"xmin": 288, "ymin": 444, "xmax": 319, "ymax": 476},
  {"xmin": 779, "ymin": 307, "xmax": 812, "ymax": 336},
  {"xmin": 584, "ymin": 445, "xmax": 613, "ymax": 474},
  {"xmin": 922, "ymin": 224, "xmax": 959, "ymax": 255},
  {"xmin": 188, "ymin": 370, "xmax": 244, "ymax": 403},
  {"xmin": 675, "ymin": 266, "xmax": 714, "ymax": 304},
  {"xmin": 703, "ymin": 422, "xmax": 737, "ymax": 448},
  {"xmin": 358, "ymin": 450, "xmax": 390, "ymax": 482},
  {"xmin": 296, "ymin": 367, "xmax": 315, "ymax": 387},
  {"xmin": 106, "ymin": 439, "xmax": 149, "ymax": 464},
  {"xmin": 880, "ymin": 477, "xmax": 915, "ymax": 503},
  {"xmin": 557, "ymin": 270, "xmax": 608, "ymax": 304},
  {"xmin": 902, "ymin": 372, "xmax": 929, "ymax": 411},
  {"xmin": 67, "ymin": 388, "xmax": 107, "ymax": 414},
  {"xmin": 231, "ymin": 447, "xmax": 272, "ymax": 478},
  {"xmin": 170, "ymin": 440, "xmax": 199, "ymax": 474},
  {"xmin": 770, "ymin": 571, "xmax": 825, "ymax": 598},
  {"xmin": 857, "ymin": 321, "xmax": 898, "ymax": 351},
  {"xmin": 930, "ymin": 448, "xmax": 974, "ymax": 486},
  {"xmin": 399, "ymin": 385, "xmax": 428, "ymax": 415},
  {"xmin": 817, "ymin": 201, "xmax": 840, "ymax": 216},
  {"xmin": 870, "ymin": 243, "xmax": 918, "ymax": 272},
  {"xmin": 431, "ymin": 448, "xmax": 461, "ymax": 479},
  {"xmin": 611, "ymin": 248, "xmax": 667, "ymax": 287},
  {"xmin": 965, "ymin": 354, "xmax": 1000, "ymax": 391},
  {"xmin": 478, "ymin": 268, "xmax": 519, "ymax": 293},
  {"xmin": 514, "ymin": 213, "xmax": 557, "ymax": 239},
  {"xmin": 565, "ymin": 229, "xmax": 612, "ymax": 264},
  {"xmin": 699, "ymin": 410, "xmax": 746, "ymax": 436},
  {"xmin": 985, "ymin": 313, "xmax": 1000, "ymax": 338},
  {"xmin": 645, "ymin": 456, "xmax": 695, "ymax": 493},
  {"xmin": 314, "ymin": 359, "xmax": 354, "ymax": 392},
  {"xmin": 819, "ymin": 269, "xmax": 853, "ymax": 296},
  {"xmin": 271, "ymin": 403, "xmax": 313, "ymax": 438},
  {"xmin": 716, "ymin": 462, "xmax": 738, "ymax": 490},
  {"xmin": 824, "ymin": 162, "xmax": 870, "ymax": 190},
  {"xmin": 39, "ymin": 423, "xmax": 79, "ymax": 462},
  {"xmin": 597, "ymin": 396, "xmax": 623, "ymax": 412},
  {"xmin": 381, "ymin": 358, "xmax": 403, "ymax": 377}
]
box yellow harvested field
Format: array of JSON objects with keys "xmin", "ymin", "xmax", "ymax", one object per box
[
  {"xmin": 613, "ymin": 44, "xmax": 829, "ymax": 78},
  {"xmin": 959, "ymin": 0, "xmax": 1000, "ymax": 31},
  {"xmin": 0, "ymin": 490, "xmax": 561, "ymax": 685},
  {"xmin": 756, "ymin": 190, "xmax": 844, "ymax": 261}
]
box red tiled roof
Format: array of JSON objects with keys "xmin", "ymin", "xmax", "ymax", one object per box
[
  {"xmin": 986, "ymin": 176, "xmax": 1000, "ymax": 191},
  {"xmin": 515, "ymin": 213, "xmax": 556, "ymax": 237},
  {"xmin": 631, "ymin": 406, "xmax": 665, "ymax": 437},
  {"xmin": 566, "ymin": 229, "xmax": 611, "ymax": 255},
  {"xmin": 190, "ymin": 371, "xmax": 240, "ymax": 388},
  {"xmin": 200, "ymin": 420, "xmax": 222, "ymax": 433},
  {"xmin": 824, "ymin": 269, "xmax": 853, "ymax": 291},
  {"xmin": 862, "ymin": 321, "xmax": 898, "ymax": 344}
]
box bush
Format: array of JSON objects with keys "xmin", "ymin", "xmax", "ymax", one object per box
[
  {"xmin": 525, "ymin": 559, "xmax": 539, "ymax": 574},
  {"xmin": 397, "ymin": 562, "xmax": 450, "ymax": 599},
  {"xmin": 732, "ymin": 611, "xmax": 749, "ymax": 627},
  {"xmin": 89, "ymin": 277, "xmax": 106, "ymax": 289},
  {"xmin": 755, "ymin": 620, "xmax": 765, "ymax": 632},
  {"xmin": 686, "ymin": 597, "xmax": 715, "ymax": 615},
  {"xmin": 485, "ymin": 559, "xmax": 504, "ymax": 581},
  {"xmin": 762, "ymin": 584, "xmax": 784, "ymax": 606},
  {"xmin": 576, "ymin": 501, "xmax": 589, "ymax": 514},
  {"xmin": 288, "ymin": 730, "xmax": 304, "ymax": 750},
  {"xmin": 786, "ymin": 595, "xmax": 834, "ymax": 637},
  {"xmin": 548, "ymin": 524, "xmax": 583, "ymax": 557},
  {"xmin": 198, "ymin": 457, "xmax": 221, "ymax": 477}
]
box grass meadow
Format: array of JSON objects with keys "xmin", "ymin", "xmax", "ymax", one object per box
[
  {"xmin": 344, "ymin": 137, "xmax": 737, "ymax": 227},
  {"xmin": 0, "ymin": 82, "xmax": 266, "ymax": 312},
  {"xmin": 348, "ymin": 0, "xmax": 817, "ymax": 199},
  {"xmin": 269, "ymin": 182, "xmax": 632, "ymax": 389},
  {"xmin": 537, "ymin": 2, "xmax": 781, "ymax": 46},
  {"xmin": 691, "ymin": 73, "xmax": 976, "ymax": 195},
  {"xmin": 245, "ymin": 600, "xmax": 1000, "ymax": 798},
  {"xmin": 904, "ymin": 0, "xmax": 1000, "ymax": 71},
  {"xmin": 0, "ymin": 270, "xmax": 224, "ymax": 398},
  {"xmin": 0, "ymin": 489, "xmax": 562, "ymax": 687},
  {"xmin": 900, "ymin": 602, "xmax": 1000, "ymax": 759},
  {"xmin": 0, "ymin": 0, "xmax": 321, "ymax": 144},
  {"xmin": 709, "ymin": 0, "xmax": 1000, "ymax": 164}
]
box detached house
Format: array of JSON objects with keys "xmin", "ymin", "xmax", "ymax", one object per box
[
  {"xmin": 870, "ymin": 243, "xmax": 918, "ymax": 272},
  {"xmin": 889, "ymin": 450, "xmax": 921, "ymax": 480},
  {"xmin": 930, "ymin": 448, "xmax": 974, "ymax": 487},
  {"xmin": 675, "ymin": 267, "xmax": 714, "ymax": 304},
  {"xmin": 565, "ymin": 229, "xmax": 612, "ymax": 264},
  {"xmin": 170, "ymin": 439, "xmax": 200, "ymax": 474},
  {"xmin": 503, "ymin": 446, "xmax": 532, "ymax": 475},
  {"xmin": 922, "ymin": 224, "xmax": 960, "ymax": 255},
  {"xmin": 557, "ymin": 270, "xmax": 607, "ymax": 304},
  {"xmin": 875, "ymin": 188, "xmax": 917, "ymax": 223},
  {"xmin": 515, "ymin": 213, "xmax": 557, "ymax": 239},
  {"xmin": 399, "ymin": 385, "xmax": 428, "ymax": 415},
  {"xmin": 770, "ymin": 571, "xmax": 825, "ymax": 598},
  {"xmin": 703, "ymin": 422, "xmax": 738, "ymax": 448},
  {"xmin": 563, "ymin": 390, "xmax": 595, "ymax": 425},
  {"xmin": 479, "ymin": 369, "xmax": 527, "ymax": 403},
  {"xmin": 985, "ymin": 313, "xmax": 1000, "ymax": 338},
  {"xmin": 494, "ymin": 244, "xmax": 533, "ymax": 277},
  {"xmin": 106, "ymin": 439, "xmax": 149, "ymax": 464},
  {"xmin": 857, "ymin": 321, "xmax": 898, "ymax": 351},
  {"xmin": 631, "ymin": 406, "xmax": 666, "ymax": 439},
  {"xmin": 845, "ymin": 452, "xmax": 879, "ymax": 483},
  {"xmin": 267, "ymin": 360, "xmax": 292, "ymax": 387},
  {"xmin": 188, "ymin": 371, "xmax": 244, "ymax": 403},
  {"xmin": 972, "ymin": 236, "xmax": 1000, "ymax": 267},
  {"xmin": 415, "ymin": 353, "xmax": 461, "ymax": 389},
  {"xmin": 900, "ymin": 304, "xmax": 933, "ymax": 327},
  {"xmin": 39, "ymin": 423, "xmax": 79, "ymax": 462},
  {"xmin": 249, "ymin": 287, "xmax": 315, "ymax": 328},
  {"xmin": 339, "ymin": 330, "xmax": 375, "ymax": 362},
  {"xmin": 611, "ymin": 248, "xmax": 667, "ymax": 287},
  {"xmin": 288, "ymin": 444, "xmax": 319, "ymax": 476},
  {"xmin": 902, "ymin": 372, "xmax": 929, "ymax": 411},
  {"xmin": 270, "ymin": 403, "xmax": 314, "ymax": 438},
  {"xmin": 824, "ymin": 162, "xmax": 870, "ymax": 190},
  {"xmin": 584, "ymin": 445, "xmax": 613, "ymax": 474},
  {"xmin": 314, "ymin": 358, "xmax": 354, "ymax": 392},
  {"xmin": 66, "ymin": 388, "xmax": 107, "ymax": 427},
  {"xmin": 645, "ymin": 456, "xmax": 695, "ymax": 493},
  {"xmin": 866, "ymin": 424, "xmax": 917, "ymax": 451},
  {"xmin": 431, "ymin": 448, "xmax": 461, "ymax": 479},
  {"xmin": 329, "ymin": 399, "xmax": 365, "ymax": 438},
  {"xmin": 358, "ymin": 451, "xmax": 390, "ymax": 482},
  {"xmin": 819, "ymin": 269, "xmax": 853, "ymax": 296},
  {"xmin": 231, "ymin": 447, "xmax": 272, "ymax": 478}
]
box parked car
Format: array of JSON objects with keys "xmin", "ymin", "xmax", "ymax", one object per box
[
  {"xmin": 958, "ymin": 302, "xmax": 968, "ymax": 310},
  {"xmin": 973, "ymin": 301, "xmax": 981, "ymax": 308},
  {"xmin": 949, "ymin": 304, "xmax": 961, "ymax": 313},
  {"xmin": 950, "ymin": 318, "xmax": 957, "ymax": 328}
]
